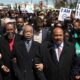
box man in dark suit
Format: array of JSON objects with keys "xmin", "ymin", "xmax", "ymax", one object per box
[
  {"xmin": 13, "ymin": 25, "xmax": 45, "ymax": 80},
  {"xmin": 36, "ymin": 26, "xmax": 76, "ymax": 80},
  {"xmin": 0, "ymin": 22, "xmax": 22, "ymax": 80}
]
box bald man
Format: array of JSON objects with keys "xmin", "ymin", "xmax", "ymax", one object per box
[
  {"xmin": 38, "ymin": 27, "xmax": 76, "ymax": 80},
  {"xmin": 0, "ymin": 22, "xmax": 22, "ymax": 80},
  {"xmin": 12, "ymin": 25, "xmax": 42, "ymax": 80}
]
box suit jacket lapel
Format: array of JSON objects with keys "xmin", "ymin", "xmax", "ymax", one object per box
[
  {"xmin": 59, "ymin": 42, "xmax": 68, "ymax": 63},
  {"xmin": 48, "ymin": 42, "xmax": 58, "ymax": 64},
  {"xmin": 29, "ymin": 41, "xmax": 35, "ymax": 58},
  {"xmin": 42, "ymin": 29, "xmax": 44, "ymax": 41},
  {"xmin": 51, "ymin": 47, "xmax": 59, "ymax": 63},
  {"xmin": 14, "ymin": 34, "xmax": 21, "ymax": 44},
  {"xmin": 20, "ymin": 41, "xmax": 29, "ymax": 59},
  {"xmin": 14, "ymin": 35, "xmax": 17, "ymax": 44},
  {"xmin": 4, "ymin": 37, "xmax": 11, "ymax": 55},
  {"xmin": 42, "ymin": 29, "xmax": 47, "ymax": 42}
]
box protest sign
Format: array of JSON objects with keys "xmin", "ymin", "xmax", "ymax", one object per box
[{"xmin": 58, "ymin": 7, "xmax": 72, "ymax": 21}]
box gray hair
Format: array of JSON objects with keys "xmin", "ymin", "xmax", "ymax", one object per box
[{"xmin": 23, "ymin": 25, "xmax": 34, "ymax": 33}]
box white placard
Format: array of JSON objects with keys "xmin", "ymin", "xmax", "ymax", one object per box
[
  {"xmin": 75, "ymin": 10, "xmax": 80, "ymax": 19},
  {"xmin": 75, "ymin": 3, "xmax": 80, "ymax": 19},
  {"xmin": 26, "ymin": 4, "xmax": 34, "ymax": 13},
  {"xmin": 58, "ymin": 7, "xmax": 72, "ymax": 21},
  {"xmin": 19, "ymin": 3, "xmax": 34, "ymax": 13},
  {"xmin": 76, "ymin": 3, "xmax": 80, "ymax": 10}
]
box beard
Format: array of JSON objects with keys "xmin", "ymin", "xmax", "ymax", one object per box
[{"xmin": 7, "ymin": 33, "xmax": 14, "ymax": 40}]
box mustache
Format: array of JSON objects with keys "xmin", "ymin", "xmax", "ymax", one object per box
[
  {"xmin": 6, "ymin": 32, "xmax": 15, "ymax": 35},
  {"xmin": 6, "ymin": 33, "xmax": 15, "ymax": 37}
]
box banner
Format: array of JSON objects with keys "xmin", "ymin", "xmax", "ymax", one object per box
[
  {"xmin": 75, "ymin": 10, "xmax": 80, "ymax": 19},
  {"xmin": 75, "ymin": 3, "xmax": 80, "ymax": 19},
  {"xmin": 17, "ymin": 3, "xmax": 34, "ymax": 13},
  {"xmin": 58, "ymin": 7, "xmax": 72, "ymax": 21},
  {"xmin": 26, "ymin": 4, "xmax": 34, "ymax": 13},
  {"xmin": 76, "ymin": 3, "xmax": 80, "ymax": 10}
]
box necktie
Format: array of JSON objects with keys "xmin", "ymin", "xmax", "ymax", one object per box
[
  {"xmin": 58, "ymin": 47, "xmax": 61, "ymax": 58},
  {"xmin": 26, "ymin": 41, "xmax": 30, "ymax": 53},
  {"xmin": 9, "ymin": 38, "xmax": 14, "ymax": 52}
]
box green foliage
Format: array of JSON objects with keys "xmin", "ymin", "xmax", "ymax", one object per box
[
  {"xmin": 55, "ymin": 1, "xmax": 65, "ymax": 9},
  {"xmin": 70, "ymin": 2, "xmax": 77, "ymax": 9},
  {"xmin": 55, "ymin": 1, "xmax": 77, "ymax": 9}
]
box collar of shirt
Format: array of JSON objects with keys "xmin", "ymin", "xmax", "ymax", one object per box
[
  {"xmin": 54, "ymin": 42, "xmax": 64, "ymax": 61},
  {"xmin": 40, "ymin": 29, "xmax": 42, "ymax": 33},
  {"xmin": 55, "ymin": 42, "xmax": 64, "ymax": 48},
  {"xmin": 25, "ymin": 39, "xmax": 32, "ymax": 44},
  {"xmin": 34, "ymin": 29, "xmax": 42, "ymax": 34},
  {"xmin": 34, "ymin": 30, "xmax": 42, "ymax": 43},
  {"xmin": 59, "ymin": 42, "xmax": 64, "ymax": 48}
]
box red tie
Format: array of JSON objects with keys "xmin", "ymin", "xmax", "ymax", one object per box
[
  {"xmin": 58, "ymin": 47, "xmax": 61, "ymax": 58},
  {"xmin": 9, "ymin": 38, "xmax": 14, "ymax": 52}
]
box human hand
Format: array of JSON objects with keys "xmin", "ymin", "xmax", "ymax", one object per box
[
  {"xmin": 1, "ymin": 65, "xmax": 10, "ymax": 73},
  {"xmin": 75, "ymin": 75, "xmax": 80, "ymax": 80},
  {"xmin": 35, "ymin": 63, "xmax": 44, "ymax": 71}
]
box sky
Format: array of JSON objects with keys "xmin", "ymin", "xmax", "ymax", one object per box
[
  {"xmin": 67, "ymin": 0, "xmax": 80, "ymax": 3},
  {"xmin": 0, "ymin": 0, "xmax": 43, "ymax": 4},
  {"xmin": 0, "ymin": 0, "xmax": 77, "ymax": 5}
]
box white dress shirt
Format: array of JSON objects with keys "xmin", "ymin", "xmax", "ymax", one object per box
[
  {"xmin": 34, "ymin": 30, "xmax": 42, "ymax": 43},
  {"xmin": 55, "ymin": 42, "xmax": 64, "ymax": 61}
]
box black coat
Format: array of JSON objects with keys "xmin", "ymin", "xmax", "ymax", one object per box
[
  {"xmin": 0, "ymin": 34, "xmax": 22, "ymax": 80},
  {"xmin": 13, "ymin": 40, "xmax": 41, "ymax": 80},
  {"xmin": 40, "ymin": 41, "xmax": 76, "ymax": 80}
]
